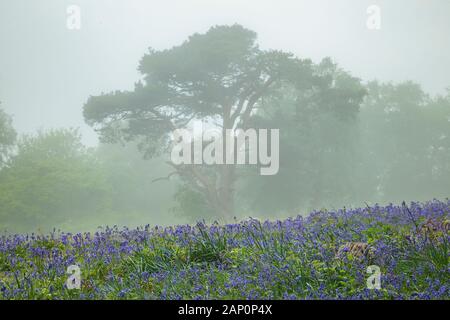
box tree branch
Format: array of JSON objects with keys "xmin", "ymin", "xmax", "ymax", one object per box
[
  {"xmin": 151, "ymin": 171, "xmax": 179, "ymax": 183},
  {"xmin": 238, "ymin": 77, "xmax": 276, "ymax": 128}
]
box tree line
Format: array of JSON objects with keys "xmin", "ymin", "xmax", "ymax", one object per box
[{"xmin": 1, "ymin": 25, "xmax": 449, "ymax": 233}]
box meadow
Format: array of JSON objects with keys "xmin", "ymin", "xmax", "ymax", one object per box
[{"xmin": 0, "ymin": 200, "xmax": 449, "ymax": 300}]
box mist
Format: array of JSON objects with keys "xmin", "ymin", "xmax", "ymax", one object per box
[{"xmin": 1, "ymin": 0, "xmax": 450, "ymax": 233}]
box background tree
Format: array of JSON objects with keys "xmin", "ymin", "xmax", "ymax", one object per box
[
  {"xmin": 360, "ymin": 81, "xmax": 450, "ymax": 202},
  {"xmin": 0, "ymin": 129, "xmax": 110, "ymax": 233},
  {"xmin": 0, "ymin": 103, "xmax": 17, "ymax": 167},
  {"xmin": 83, "ymin": 24, "xmax": 323, "ymax": 219},
  {"xmin": 238, "ymin": 58, "xmax": 366, "ymax": 215},
  {"xmin": 95, "ymin": 142, "xmax": 180, "ymax": 226}
]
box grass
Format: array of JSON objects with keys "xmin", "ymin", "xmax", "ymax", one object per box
[{"xmin": 0, "ymin": 200, "xmax": 449, "ymax": 299}]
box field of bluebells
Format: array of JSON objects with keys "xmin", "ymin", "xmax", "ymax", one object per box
[{"xmin": 0, "ymin": 200, "xmax": 449, "ymax": 300}]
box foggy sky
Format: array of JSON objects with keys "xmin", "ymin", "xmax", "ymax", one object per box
[{"xmin": 1, "ymin": 0, "xmax": 449, "ymax": 146}]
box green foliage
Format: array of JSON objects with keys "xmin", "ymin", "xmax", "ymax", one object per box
[
  {"xmin": 121, "ymin": 245, "xmax": 186, "ymax": 275},
  {"xmin": 360, "ymin": 82, "xmax": 450, "ymax": 203},
  {"xmin": 0, "ymin": 129, "xmax": 110, "ymax": 233},
  {"xmin": 172, "ymin": 185, "xmax": 210, "ymax": 221},
  {"xmin": 0, "ymin": 104, "xmax": 16, "ymax": 167},
  {"xmin": 189, "ymin": 225, "xmax": 229, "ymax": 264},
  {"xmin": 240, "ymin": 60, "xmax": 366, "ymax": 214},
  {"xmin": 239, "ymin": 80, "xmax": 450, "ymax": 216}
]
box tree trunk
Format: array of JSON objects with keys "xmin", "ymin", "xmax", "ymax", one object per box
[
  {"xmin": 217, "ymin": 164, "xmax": 235, "ymax": 219},
  {"xmin": 215, "ymin": 105, "xmax": 236, "ymax": 220}
]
